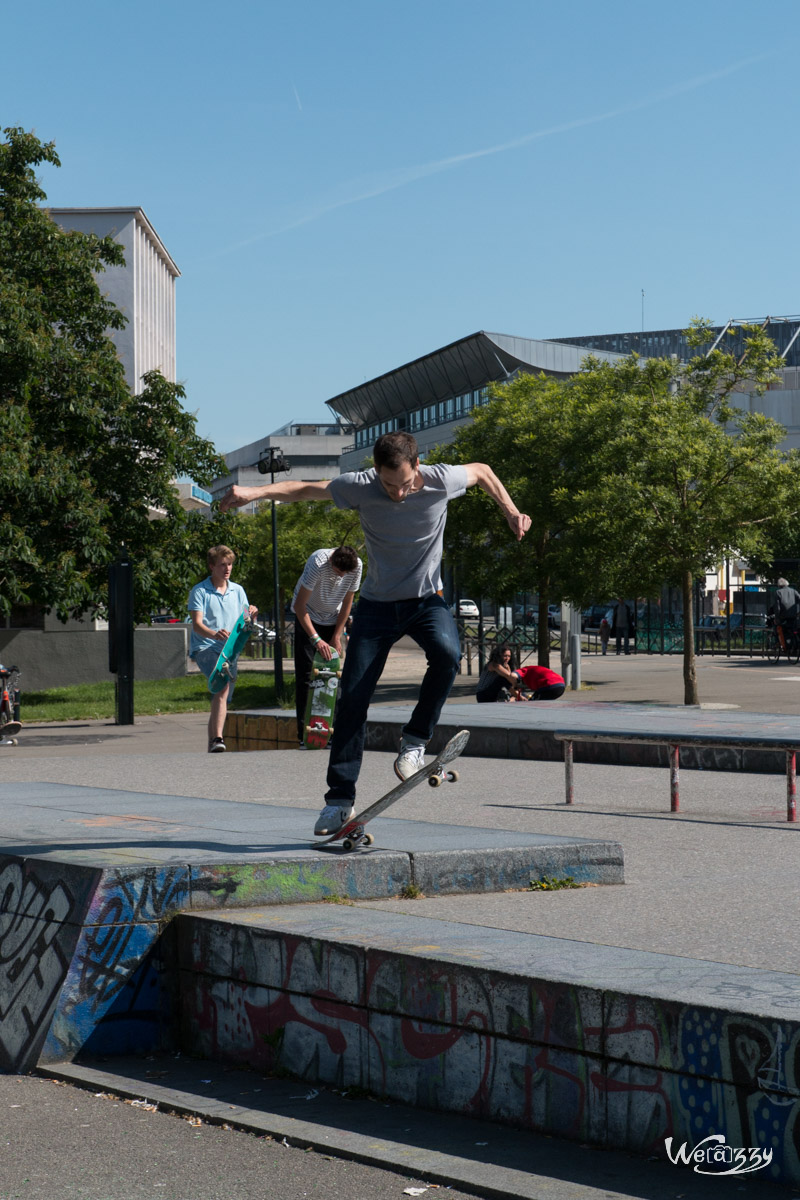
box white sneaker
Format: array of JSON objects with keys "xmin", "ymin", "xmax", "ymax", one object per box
[
  {"xmin": 314, "ymin": 804, "xmax": 355, "ymax": 836},
  {"xmin": 394, "ymin": 741, "xmax": 426, "ymax": 781}
]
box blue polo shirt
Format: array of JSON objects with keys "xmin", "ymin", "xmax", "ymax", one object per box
[{"xmin": 188, "ymin": 577, "xmax": 249, "ymax": 657}]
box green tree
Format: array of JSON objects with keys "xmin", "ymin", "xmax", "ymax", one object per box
[
  {"xmin": 238, "ymin": 499, "xmax": 366, "ymax": 619},
  {"xmin": 0, "ymin": 126, "xmax": 230, "ymax": 622},
  {"xmin": 435, "ymin": 320, "xmax": 797, "ymax": 699},
  {"xmin": 430, "ymin": 374, "xmax": 596, "ymax": 662},
  {"xmin": 572, "ymin": 324, "xmax": 796, "ymax": 702}
]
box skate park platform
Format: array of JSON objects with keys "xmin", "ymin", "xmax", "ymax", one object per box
[
  {"xmin": 226, "ymin": 698, "xmax": 800, "ymax": 775},
  {"xmin": 0, "ymin": 779, "xmax": 622, "ymax": 1074},
  {"xmin": 6, "ymin": 707, "xmax": 800, "ymax": 1190}
]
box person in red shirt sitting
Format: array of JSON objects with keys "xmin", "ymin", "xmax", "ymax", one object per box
[{"xmin": 512, "ymin": 664, "xmax": 565, "ymax": 701}]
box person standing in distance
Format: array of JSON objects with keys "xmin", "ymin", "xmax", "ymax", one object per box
[
  {"xmin": 221, "ymin": 432, "xmax": 531, "ymax": 834},
  {"xmin": 292, "ymin": 545, "xmax": 362, "ymax": 744},
  {"xmin": 188, "ymin": 544, "xmax": 257, "ymax": 753}
]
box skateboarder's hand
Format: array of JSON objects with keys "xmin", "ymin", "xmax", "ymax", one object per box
[
  {"xmin": 317, "ymin": 640, "xmax": 334, "ymax": 661},
  {"xmin": 220, "ymin": 485, "xmax": 257, "ymax": 512},
  {"xmin": 215, "ymin": 628, "xmax": 230, "ymax": 641},
  {"xmin": 507, "ymin": 511, "xmax": 532, "ymax": 541}
]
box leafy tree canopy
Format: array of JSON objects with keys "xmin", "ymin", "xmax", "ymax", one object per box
[
  {"xmin": 0, "ymin": 126, "xmax": 235, "ymax": 622},
  {"xmin": 237, "ymin": 499, "xmax": 366, "ymax": 619},
  {"xmin": 433, "ymin": 320, "xmax": 800, "ymax": 695}
]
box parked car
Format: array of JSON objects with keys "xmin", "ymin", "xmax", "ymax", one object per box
[
  {"xmin": 547, "ymin": 604, "xmax": 561, "ymax": 628},
  {"xmin": 582, "ymin": 604, "xmax": 612, "ymax": 632},
  {"xmin": 451, "ymin": 599, "xmax": 480, "ymax": 619}
]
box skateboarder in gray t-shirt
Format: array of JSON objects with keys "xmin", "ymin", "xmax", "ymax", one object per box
[{"xmin": 221, "ymin": 431, "xmax": 531, "ymax": 835}]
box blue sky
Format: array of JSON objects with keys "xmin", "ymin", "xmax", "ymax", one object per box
[{"xmin": 2, "ymin": 0, "xmax": 798, "ymax": 456}]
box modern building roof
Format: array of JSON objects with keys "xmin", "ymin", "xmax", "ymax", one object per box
[
  {"xmin": 48, "ymin": 207, "xmax": 181, "ymax": 278},
  {"xmin": 325, "ymin": 331, "xmax": 623, "ymax": 427}
]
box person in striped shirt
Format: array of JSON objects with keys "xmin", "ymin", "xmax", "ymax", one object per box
[{"xmin": 291, "ymin": 546, "xmax": 362, "ymax": 743}]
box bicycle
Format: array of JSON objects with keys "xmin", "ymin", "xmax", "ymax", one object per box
[
  {"xmin": 0, "ymin": 664, "xmax": 21, "ymax": 745},
  {"xmin": 766, "ymin": 625, "xmax": 800, "ymax": 665}
]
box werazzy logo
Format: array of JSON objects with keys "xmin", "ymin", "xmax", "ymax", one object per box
[{"xmin": 665, "ymin": 1134, "xmax": 772, "ymax": 1176}]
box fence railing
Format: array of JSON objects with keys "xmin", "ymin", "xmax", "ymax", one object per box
[{"xmin": 456, "ymin": 617, "xmax": 773, "ymax": 667}]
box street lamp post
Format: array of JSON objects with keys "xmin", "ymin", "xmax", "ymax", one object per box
[{"xmin": 257, "ymin": 447, "xmax": 291, "ymax": 703}]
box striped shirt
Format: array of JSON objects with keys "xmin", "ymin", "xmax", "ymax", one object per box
[{"xmin": 291, "ymin": 549, "xmax": 362, "ymax": 625}]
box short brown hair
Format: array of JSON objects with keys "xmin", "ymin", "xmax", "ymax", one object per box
[
  {"xmin": 207, "ymin": 544, "xmax": 235, "ymax": 569},
  {"xmin": 373, "ymin": 431, "xmax": 418, "ymax": 471},
  {"xmin": 330, "ymin": 545, "xmax": 359, "ymax": 572}
]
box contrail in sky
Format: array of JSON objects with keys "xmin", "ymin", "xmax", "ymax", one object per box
[
  {"xmin": 291, "ymin": 81, "xmax": 303, "ymax": 112},
  {"xmin": 212, "ymin": 52, "xmax": 770, "ymax": 257}
]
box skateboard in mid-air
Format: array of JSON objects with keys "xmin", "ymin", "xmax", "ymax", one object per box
[
  {"xmin": 207, "ymin": 610, "xmax": 260, "ymax": 694},
  {"xmin": 303, "ymin": 649, "xmax": 341, "ymax": 749},
  {"xmin": 315, "ymin": 728, "xmax": 470, "ymax": 851}
]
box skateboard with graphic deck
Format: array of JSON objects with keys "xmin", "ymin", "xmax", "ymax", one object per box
[
  {"xmin": 315, "ymin": 729, "xmax": 470, "ymax": 851},
  {"xmin": 207, "ymin": 610, "xmax": 260, "ymax": 694},
  {"xmin": 304, "ymin": 649, "xmax": 341, "ymax": 749},
  {"xmin": 0, "ymin": 664, "xmax": 21, "ymax": 745}
]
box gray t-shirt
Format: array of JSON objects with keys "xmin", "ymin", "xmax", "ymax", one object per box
[{"xmin": 329, "ymin": 463, "xmax": 468, "ymax": 601}]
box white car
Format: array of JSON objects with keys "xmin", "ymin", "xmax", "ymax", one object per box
[{"xmin": 452, "ymin": 599, "xmax": 480, "ymax": 619}]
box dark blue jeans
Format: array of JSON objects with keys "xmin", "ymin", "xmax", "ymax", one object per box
[{"xmin": 325, "ymin": 594, "xmax": 461, "ymax": 802}]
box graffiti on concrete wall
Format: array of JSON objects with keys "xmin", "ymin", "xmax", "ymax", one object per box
[
  {"xmin": 671, "ymin": 1010, "xmax": 800, "ymax": 1184},
  {"xmin": 74, "ymin": 866, "xmax": 187, "ymax": 1012},
  {"xmin": 40, "ymin": 865, "xmax": 190, "ymax": 1065},
  {"xmin": 182, "ymin": 921, "xmax": 606, "ymax": 1139},
  {"xmin": 179, "ymin": 918, "xmax": 800, "ymax": 1184},
  {"xmin": 0, "ymin": 860, "xmax": 78, "ymax": 1070}
]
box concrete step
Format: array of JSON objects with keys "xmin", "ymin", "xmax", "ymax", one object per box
[
  {"xmin": 171, "ymin": 901, "xmax": 800, "ymax": 1189},
  {"xmin": 0, "ymin": 780, "xmax": 621, "ymax": 1073}
]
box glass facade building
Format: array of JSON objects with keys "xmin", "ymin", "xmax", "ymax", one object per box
[
  {"xmin": 328, "ymin": 319, "xmax": 800, "ymax": 471},
  {"xmin": 557, "ymin": 316, "xmax": 800, "ymax": 367}
]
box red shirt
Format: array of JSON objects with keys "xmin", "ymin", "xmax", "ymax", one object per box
[{"xmin": 514, "ymin": 665, "xmax": 564, "ymax": 689}]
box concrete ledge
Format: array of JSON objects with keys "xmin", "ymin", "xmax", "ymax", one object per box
[
  {"xmin": 0, "ymin": 782, "xmax": 621, "ymax": 1072},
  {"xmin": 174, "ymin": 903, "xmax": 800, "ymax": 1188},
  {"xmin": 225, "ymin": 703, "xmax": 800, "ymax": 774}
]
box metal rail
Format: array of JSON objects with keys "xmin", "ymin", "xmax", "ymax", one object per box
[{"xmin": 554, "ymin": 731, "xmax": 798, "ymax": 823}]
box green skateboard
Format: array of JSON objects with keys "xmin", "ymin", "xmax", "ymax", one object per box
[
  {"xmin": 207, "ymin": 610, "xmax": 259, "ymax": 694},
  {"xmin": 303, "ymin": 649, "xmax": 341, "ymax": 749},
  {"xmin": 315, "ymin": 729, "xmax": 469, "ymax": 850}
]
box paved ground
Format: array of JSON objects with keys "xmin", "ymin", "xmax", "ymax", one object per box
[
  {"xmin": 3, "ymin": 647, "xmax": 800, "ymax": 1199},
  {"xmin": 211, "ymin": 636, "xmax": 800, "ymax": 713}
]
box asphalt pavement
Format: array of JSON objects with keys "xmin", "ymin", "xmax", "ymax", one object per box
[{"xmin": 2, "ymin": 646, "xmax": 800, "ymax": 1199}]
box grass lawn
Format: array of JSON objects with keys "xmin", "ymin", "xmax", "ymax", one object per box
[{"xmin": 21, "ymin": 672, "xmax": 296, "ymax": 722}]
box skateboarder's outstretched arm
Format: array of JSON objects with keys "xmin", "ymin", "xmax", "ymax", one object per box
[
  {"xmin": 220, "ymin": 480, "xmax": 332, "ymax": 512},
  {"xmin": 463, "ymin": 463, "xmax": 531, "ymax": 541}
]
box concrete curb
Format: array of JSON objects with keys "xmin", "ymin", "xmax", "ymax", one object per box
[{"xmin": 42, "ymin": 1057, "xmax": 786, "ymax": 1200}]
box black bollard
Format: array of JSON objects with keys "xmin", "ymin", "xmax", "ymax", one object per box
[{"xmin": 108, "ymin": 549, "xmax": 135, "ymax": 725}]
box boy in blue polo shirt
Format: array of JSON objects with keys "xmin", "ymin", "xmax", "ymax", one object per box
[{"xmin": 188, "ymin": 544, "xmax": 256, "ymax": 752}]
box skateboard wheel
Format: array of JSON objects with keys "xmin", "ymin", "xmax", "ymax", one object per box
[
  {"xmin": 313, "ymin": 668, "xmax": 320, "ymax": 677},
  {"xmin": 447, "ymin": 769, "xmax": 459, "ymax": 782},
  {"xmin": 428, "ymin": 774, "xmax": 443, "ymax": 787},
  {"xmin": 342, "ymin": 838, "xmax": 354, "ymax": 852},
  {"xmin": 362, "ymin": 833, "xmax": 374, "ymax": 846}
]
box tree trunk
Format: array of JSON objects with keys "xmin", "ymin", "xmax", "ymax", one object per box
[{"xmin": 682, "ymin": 569, "xmax": 698, "ymax": 705}]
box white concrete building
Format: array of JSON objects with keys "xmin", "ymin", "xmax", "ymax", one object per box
[
  {"xmin": 49, "ymin": 207, "xmax": 179, "ymax": 390},
  {"xmin": 211, "ymin": 420, "xmax": 355, "ymax": 510}
]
